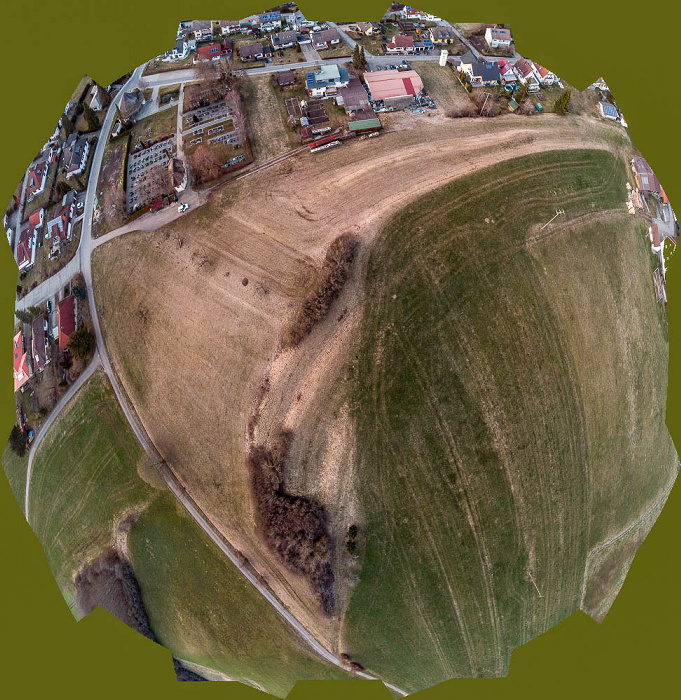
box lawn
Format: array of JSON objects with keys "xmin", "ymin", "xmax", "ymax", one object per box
[
  {"xmin": 413, "ymin": 61, "xmax": 471, "ymax": 112},
  {"xmin": 342, "ymin": 149, "xmax": 677, "ymax": 692},
  {"xmin": 25, "ymin": 368, "xmax": 350, "ymax": 695},
  {"xmin": 2, "ymin": 443, "xmax": 29, "ymax": 512},
  {"xmin": 158, "ymin": 83, "xmax": 180, "ymax": 102},
  {"xmin": 129, "ymin": 106, "xmax": 178, "ymax": 148},
  {"xmin": 91, "ymin": 131, "xmax": 128, "ymax": 238},
  {"xmin": 270, "ymin": 47, "xmax": 306, "ymax": 66},
  {"xmin": 343, "ymin": 25, "xmax": 398, "ymax": 55},
  {"xmin": 27, "ymin": 370, "xmax": 157, "ymax": 602},
  {"xmin": 128, "ymin": 492, "xmax": 352, "ymax": 696},
  {"xmin": 316, "ymin": 44, "xmax": 353, "ymax": 59},
  {"xmin": 239, "ymin": 74, "xmax": 294, "ymax": 162}
]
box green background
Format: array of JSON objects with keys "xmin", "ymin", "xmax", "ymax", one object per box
[{"xmin": 1, "ymin": 1, "xmax": 679, "ymax": 697}]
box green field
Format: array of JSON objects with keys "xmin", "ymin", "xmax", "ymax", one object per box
[
  {"xmin": 2, "ymin": 444, "xmax": 29, "ymax": 512},
  {"xmin": 26, "ymin": 370, "xmax": 350, "ymax": 694},
  {"xmin": 27, "ymin": 370, "xmax": 157, "ymax": 602},
  {"xmin": 128, "ymin": 493, "xmax": 351, "ymax": 696},
  {"xmin": 342, "ymin": 149, "xmax": 677, "ymax": 692}
]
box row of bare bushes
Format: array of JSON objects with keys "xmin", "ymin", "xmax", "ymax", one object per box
[
  {"xmin": 282, "ymin": 233, "xmax": 358, "ymax": 348},
  {"xmin": 248, "ymin": 430, "xmax": 335, "ymax": 614}
]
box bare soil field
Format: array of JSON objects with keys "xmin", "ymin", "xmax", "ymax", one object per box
[{"xmin": 92, "ymin": 113, "xmax": 635, "ymax": 655}]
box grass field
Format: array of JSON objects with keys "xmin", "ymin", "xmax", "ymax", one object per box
[
  {"xmin": 27, "ymin": 370, "xmax": 157, "ymax": 603},
  {"xmin": 92, "ymin": 132, "xmax": 128, "ymax": 238},
  {"xmin": 413, "ymin": 62, "xmax": 471, "ymax": 113},
  {"xmin": 2, "ymin": 444, "xmax": 29, "ymax": 512},
  {"xmin": 129, "ymin": 106, "xmax": 177, "ymax": 147},
  {"xmin": 239, "ymin": 74, "xmax": 293, "ymax": 162},
  {"xmin": 26, "ymin": 369, "xmax": 349, "ymax": 695},
  {"xmin": 128, "ymin": 492, "xmax": 351, "ymax": 696},
  {"xmin": 341, "ymin": 149, "xmax": 677, "ymax": 691},
  {"xmin": 143, "ymin": 55, "xmax": 194, "ymax": 76},
  {"xmin": 92, "ymin": 114, "xmax": 637, "ymax": 666}
]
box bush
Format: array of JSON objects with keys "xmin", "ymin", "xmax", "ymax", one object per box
[
  {"xmin": 67, "ymin": 326, "xmax": 94, "ymax": 359},
  {"xmin": 248, "ymin": 431, "xmax": 336, "ymax": 613},
  {"xmin": 554, "ymin": 88, "xmax": 572, "ymax": 115},
  {"xmin": 446, "ymin": 103, "xmax": 477, "ymax": 118},
  {"xmin": 8, "ymin": 425, "xmax": 27, "ymax": 457},
  {"xmin": 282, "ymin": 234, "xmax": 358, "ymax": 348}
]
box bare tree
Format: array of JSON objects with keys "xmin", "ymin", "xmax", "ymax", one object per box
[{"xmin": 188, "ymin": 144, "xmax": 222, "ymax": 184}]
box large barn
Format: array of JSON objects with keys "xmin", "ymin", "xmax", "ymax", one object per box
[{"xmin": 363, "ymin": 70, "xmax": 424, "ymax": 109}]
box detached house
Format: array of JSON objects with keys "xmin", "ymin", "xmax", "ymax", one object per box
[
  {"xmin": 533, "ymin": 63, "xmax": 559, "ymax": 86},
  {"xmin": 239, "ymin": 42, "xmax": 271, "ymax": 61},
  {"xmin": 13, "ymin": 331, "xmax": 31, "ymax": 392},
  {"xmin": 46, "ymin": 190, "xmax": 76, "ymax": 258},
  {"xmin": 191, "ymin": 20, "xmax": 214, "ymax": 42},
  {"xmin": 305, "ymin": 64, "xmax": 350, "ymax": 97},
  {"xmin": 26, "ymin": 160, "xmax": 49, "ymax": 203},
  {"xmin": 163, "ymin": 39, "xmax": 190, "ymax": 62},
  {"xmin": 386, "ymin": 34, "xmax": 415, "ymax": 54},
  {"xmin": 63, "ymin": 134, "xmax": 90, "ymax": 180},
  {"xmin": 197, "ymin": 40, "xmax": 232, "ymax": 61},
  {"xmin": 484, "ymin": 27, "xmax": 512, "ymax": 48},
  {"xmin": 459, "ymin": 51, "xmax": 501, "ymax": 86},
  {"xmin": 57, "ymin": 295, "xmax": 77, "ymax": 353},
  {"xmin": 354, "ymin": 22, "xmax": 380, "ymax": 35},
  {"xmin": 513, "ymin": 58, "xmax": 540, "ymax": 90},
  {"xmin": 272, "ymin": 30, "xmax": 298, "ymax": 49},
  {"xmin": 401, "ymin": 6, "xmax": 441, "ymax": 22},
  {"xmin": 31, "ymin": 313, "xmax": 51, "ymax": 375},
  {"xmin": 219, "ymin": 20, "xmax": 241, "ymax": 35},
  {"xmin": 16, "ymin": 209, "xmax": 43, "ymax": 272},
  {"xmin": 312, "ymin": 28, "xmax": 341, "ymax": 49},
  {"xmin": 497, "ymin": 58, "xmax": 516, "ymax": 83},
  {"xmin": 430, "ymin": 26, "xmax": 457, "ymax": 44}
]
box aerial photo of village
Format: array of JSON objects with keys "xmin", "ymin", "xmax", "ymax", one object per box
[{"xmin": 2, "ymin": 2, "xmax": 679, "ymax": 694}]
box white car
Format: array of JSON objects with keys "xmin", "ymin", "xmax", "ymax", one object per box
[{"xmin": 178, "ymin": 203, "xmax": 189, "ymax": 213}]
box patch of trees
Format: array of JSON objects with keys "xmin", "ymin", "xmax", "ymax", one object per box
[
  {"xmin": 15, "ymin": 309, "xmax": 33, "ymax": 324},
  {"xmin": 173, "ymin": 659, "xmax": 207, "ymax": 682},
  {"xmin": 248, "ymin": 430, "xmax": 336, "ymax": 614},
  {"xmin": 75, "ymin": 548, "xmax": 155, "ymax": 641},
  {"xmin": 352, "ymin": 45, "xmax": 367, "ymax": 69},
  {"xmin": 9, "ymin": 425, "xmax": 27, "ymax": 457},
  {"xmin": 282, "ymin": 234, "xmax": 358, "ymax": 348},
  {"xmin": 346, "ymin": 524, "xmax": 358, "ymax": 555},
  {"xmin": 75, "ymin": 548, "xmax": 207, "ymax": 680},
  {"xmin": 554, "ymin": 88, "xmax": 572, "ymax": 115},
  {"xmin": 67, "ymin": 326, "xmax": 94, "ymax": 359}
]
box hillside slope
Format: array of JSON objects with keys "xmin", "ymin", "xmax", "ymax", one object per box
[{"xmin": 341, "ymin": 149, "xmax": 677, "ymax": 692}]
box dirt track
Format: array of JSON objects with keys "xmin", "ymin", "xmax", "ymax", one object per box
[{"xmin": 92, "ymin": 113, "xmax": 633, "ymax": 650}]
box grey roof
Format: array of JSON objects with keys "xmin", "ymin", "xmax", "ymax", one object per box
[
  {"xmin": 119, "ymin": 91, "xmax": 144, "ymax": 121},
  {"xmin": 459, "ymin": 51, "xmax": 477, "ymax": 65},
  {"xmin": 273, "ymin": 30, "xmax": 298, "ymax": 44},
  {"xmin": 471, "ymin": 60, "xmax": 501, "ymax": 82},
  {"xmin": 239, "ymin": 42, "xmax": 264, "ymax": 58}
]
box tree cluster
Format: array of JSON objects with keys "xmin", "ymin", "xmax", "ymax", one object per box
[
  {"xmin": 9, "ymin": 425, "xmax": 27, "ymax": 457},
  {"xmin": 554, "ymin": 88, "xmax": 572, "ymax": 115},
  {"xmin": 352, "ymin": 44, "xmax": 367, "ymax": 69},
  {"xmin": 282, "ymin": 234, "xmax": 358, "ymax": 348},
  {"xmin": 67, "ymin": 326, "xmax": 94, "ymax": 359},
  {"xmin": 346, "ymin": 524, "xmax": 358, "ymax": 554},
  {"xmin": 248, "ymin": 430, "xmax": 336, "ymax": 614}
]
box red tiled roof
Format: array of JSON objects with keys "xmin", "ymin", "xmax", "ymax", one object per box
[
  {"xmin": 26, "ymin": 161, "xmax": 47, "ymax": 198},
  {"xmin": 394, "ymin": 34, "xmax": 414, "ymax": 48},
  {"xmin": 58, "ymin": 295, "xmax": 76, "ymax": 352},
  {"xmin": 13, "ymin": 332, "xmax": 30, "ymax": 392},
  {"xmin": 28, "ymin": 209, "xmax": 43, "ymax": 228},
  {"xmin": 198, "ymin": 43, "xmax": 222, "ymax": 59}
]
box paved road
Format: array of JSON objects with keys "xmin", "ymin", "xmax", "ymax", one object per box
[
  {"xmin": 24, "ymin": 352, "xmax": 102, "ymax": 519},
  {"xmin": 328, "ymin": 22, "xmax": 362, "ymax": 53},
  {"xmin": 139, "ymin": 68, "xmax": 197, "ymax": 88}
]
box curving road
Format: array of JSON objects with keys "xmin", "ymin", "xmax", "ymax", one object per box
[{"xmin": 20, "ymin": 60, "xmax": 408, "ymax": 696}]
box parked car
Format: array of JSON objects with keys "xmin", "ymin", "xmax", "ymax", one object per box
[{"xmin": 178, "ymin": 203, "xmax": 189, "ymax": 213}]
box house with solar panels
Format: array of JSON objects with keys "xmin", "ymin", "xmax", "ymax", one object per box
[
  {"xmin": 598, "ymin": 101, "xmax": 619, "ymax": 121},
  {"xmin": 305, "ymin": 64, "xmax": 350, "ymax": 97}
]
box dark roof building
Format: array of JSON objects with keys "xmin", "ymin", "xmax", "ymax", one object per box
[
  {"xmin": 31, "ymin": 313, "xmax": 50, "ymax": 374},
  {"xmin": 277, "ymin": 69, "xmax": 296, "ymax": 87},
  {"xmin": 632, "ymin": 157, "xmax": 661, "ymax": 194},
  {"xmin": 119, "ymin": 90, "xmax": 145, "ymax": 122},
  {"xmin": 339, "ymin": 78, "xmax": 371, "ymax": 113}
]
